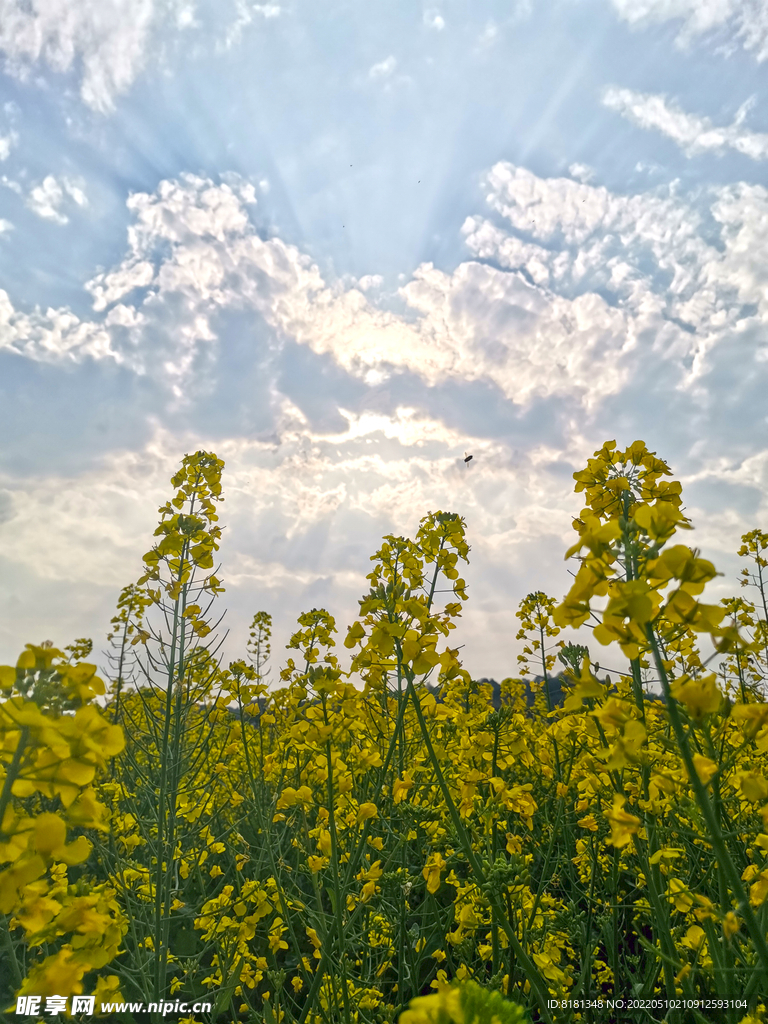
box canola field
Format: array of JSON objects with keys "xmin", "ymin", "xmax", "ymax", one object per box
[{"xmin": 2, "ymin": 441, "xmax": 768, "ymax": 1024}]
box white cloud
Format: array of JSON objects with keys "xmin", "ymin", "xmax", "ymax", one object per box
[
  {"xmin": 0, "ymin": 163, "xmax": 763, "ymax": 412},
  {"xmin": 26, "ymin": 174, "xmax": 88, "ymax": 224},
  {"xmin": 0, "ymin": 0, "xmax": 194, "ymax": 112},
  {"xmin": 603, "ymin": 86, "xmax": 768, "ymax": 160},
  {"xmin": 0, "ymin": 440, "xmax": 171, "ymax": 586},
  {"xmin": 477, "ymin": 21, "xmax": 498, "ymax": 45},
  {"xmin": 369, "ymin": 55, "xmax": 397, "ymax": 79},
  {"xmin": 4, "ymin": 170, "xmax": 632, "ymax": 404},
  {"xmin": 175, "ymin": 2, "xmax": 197, "ymax": 28},
  {"xmin": 0, "ymin": 288, "xmax": 114, "ymax": 361},
  {"xmin": 28, "ymin": 179, "xmax": 55, "ymax": 219},
  {"xmin": 568, "ymin": 162, "xmax": 595, "ymax": 183},
  {"xmin": 89, "ymin": 183, "xmax": 625, "ymax": 405},
  {"xmin": 1, "ymin": 174, "xmax": 22, "ymax": 194},
  {"xmin": 607, "ymin": 0, "xmax": 768, "ymax": 61},
  {"xmin": 2, "ymin": 167, "xmax": 768, "ymax": 673},
  {"xmin": 2, "ymin": 384, "xmax": 763, "ymax": 672},
  {"xmin": 0, "ymin": 129, "xmax": 18, "ymax": 161},
  {"xmin": 330, "ymin": 406, "xmax": 469, "ymax": 449},
  {"xmin": 220, "ymin": 0, "xmax": 280, "ymax": 51},
  {"xmin": 0, "ymin": 162, "xmax": 764, "ymax": 444},
  {"xmin": 460, "ymin": 162, "xmax": 768, "ymax": 395},
  {"xmin": 423, "ymin": 9, "xmax": 445, "ymax": 31},
  {"xmin": 357, "ymin": 274, "xmax": 383, "ymax": 292},
  {"xmin": 0, "ymin": 411, "xmax": 585, "ymax": 678}
]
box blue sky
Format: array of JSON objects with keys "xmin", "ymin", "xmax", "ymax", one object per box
[{"xmin": 0, "ymin": 0, "xmax": 767, "ymax": 677}]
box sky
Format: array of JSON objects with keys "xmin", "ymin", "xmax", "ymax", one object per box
[{"xmin": 0, "ymin": 0, "xmax": 767, "ymax": 680}]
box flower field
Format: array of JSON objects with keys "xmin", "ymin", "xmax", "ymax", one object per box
[{"xmin": 2, "ymin": 441, "xmax": 768, "ymax": 1024}]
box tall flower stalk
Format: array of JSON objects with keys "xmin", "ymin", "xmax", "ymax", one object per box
[{"xmin": 103, "ymin": 451, "xmax": 231, "ymax": 1013}]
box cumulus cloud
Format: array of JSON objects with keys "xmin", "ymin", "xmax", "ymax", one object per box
[
  {"xmin": 465, "ymin": 162, "xmax": 768, "ymax": 364},
  {"xmin": 369, "ymin": 55, "xmax": 397, "ymax": 79},
  {"xmin": 220, "ymin": 0, "xmax": 280, "ymax": 51},
  {"xmin": 4, "ymin": 385, "xmax": 759, "ymax": 669},
  {"xmin": 1, "ymin": 174, "xmax": 22, "ymax": 194},
  {"xmin": 603, "ymin": 86, "xmax": 768, "ymax": 160},
  {"xmin": 568, "ymin": 162, "xmax": 595, "ymax": 183},
  {"xmin": 357, "ymin": 274, "xmax": 383, "ymax": 291},
  {"xmin": 1, "ymin": 163, "xmax": 764, "ymax": 415},
  {"xmin": 0, "ymin": 129, "xmax": 17, "ymax": 161},
  {"xmin": 477, "ymin": 21, "xmax": 498, "ymax": 46},
  {"xmin": 1, "ymin": 167, "xmax": 766, "ymax": 422},
  {"xmin": 0, "ymin": 288, "xmax": 113, "ymax": 361},
  {"xmin": 82, "ymin": 171, "xmax": 634, "ymax": 407},
  {"xmin": 0, "ymin": 0, "xmax": 195, "ymax": 112},
  {"xmin": 26, "ymin": 175, "xmax": 88, "ymax": 224},
  {"xmin": 0, "ymin": 408, "xmax": 585, "ymax": 676},
  {"xmin": 2, "ymin": 164, "xmax": 767, "ymax": 671},
  {"xmin": 607, "ymin": 0, "xmax": 768, "ymax": 61},
  {"xmin": 423, "ymin": 9, "xmax": 445, "ymax": 31}
]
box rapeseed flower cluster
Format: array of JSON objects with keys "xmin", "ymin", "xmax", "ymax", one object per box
[
  {"xmin": 0, "ymin": 643, "xmax": 126, "ymax": 1003},
  {"xmin": 2, "ymin": 441, "xmax": 768, "ymax": 1024}
]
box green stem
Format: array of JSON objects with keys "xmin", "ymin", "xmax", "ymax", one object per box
[
  {"xmin": 152, "ymin": 585, "xmax": 181, "ymax": 1005},
  {"xmin": 323, "ymin": 697, "xmax": 353, "ymax": 1024},
  {"xmin": 1, "ymin": 911, "xmax": 23, "ymax": 990},
  {"xmin": 404, "ymin": 670, "xmax": 554, "ymax": 1024},
  {"xmin": 0, "ymin": 726, "xmax": 29, "ymax": 836},
  {"xmin": 646, "ymin": 624, "xmax": 768, "ymax": 982}
]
